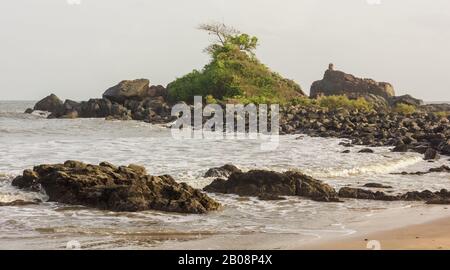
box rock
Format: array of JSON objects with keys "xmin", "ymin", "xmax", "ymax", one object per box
[
  {"xmin": 33, "ymin": 94, "xmax": 64, "ymax": 116},
  {"xmin": 310, "ymin": 65, "xmax": 395, "ymax": 100},
  {"xmin": 12, "ymin": 161, "xmax": 220, "ymax": 214},
  {"xmin": 426, "ymin": 198, "xmax": 450, "ymax": 205},
  {"xmin": 389, "ymin": 94, "xmax": 423, "ymax": 107},
  {"xmin": 392, "ymin": 144, "xmax": 409, "ymax": 152},
  {"xmin": 342, "ymin": 150, "xmax": 351, "ymax": 154},
  {"xmin": 358, "ymin": 148, "xmax": 374, "ymax": 153},
  {"xmin": 0, "ymin": 200, "xmax": 40, "ymax": 207},
  {"xmin": 258, "ymin": 194, "xmax": 286, "ymax": 201},
  {"xmin": 338, "ymin": 187, "xmax": 399, "ymax": 201},
  {"xmin": 204, "ymin": 169, "xmax": 340, "ymax": 202},
  {"xmin": 424, "ymin": 148, "xmax": 440, "ymax": 160},
  {"xmin": 204, "ymin": 164, "xmax": 242, "ymax": 178},
  {"xmin": 24, "ymin": 108, "xmax": 33, "ymax": 114},
  {"xmin": 363, "ymin": 183, "xmax": 393, "ymax": 189},
  {"xmin": 147, "ymin": 85, "xmax": 167, "ymax": 98},
  {"xmin": 103, "ymin": 79, "xmax": 151, "ymax": 103}
]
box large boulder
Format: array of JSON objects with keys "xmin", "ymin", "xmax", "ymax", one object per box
[
  {"xmin": 12, "ymin": 161, "xmax": 221, "ymax": 214},
  {"xmin": 204, "ymin": 169, "xmax": 340, "ymax": 202},
  {"xmin": 33, "ymin": 94, "xmax": 64, "ymax": 116},
  {"xmin": 310, "ymin": 65, "xmax": 395, "ymax": 100},
  {"xmin": 103, "ymin": 79, "xmax": 151, "ymax": 103}
]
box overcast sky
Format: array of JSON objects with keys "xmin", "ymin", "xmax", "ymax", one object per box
[{"xmin": 1, "ymin": 0, "xmax": 449, "ymax": 101}]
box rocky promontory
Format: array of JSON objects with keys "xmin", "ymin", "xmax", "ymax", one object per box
[
  {"xmin": 12, "ymin": 161, "xmax": 221, "ymax": 214},
  {"xmin": 27, "ymin": 79, "xmax": 174, "ymax": 124}
]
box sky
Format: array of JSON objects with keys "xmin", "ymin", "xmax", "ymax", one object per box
[{"xmin": 0, "ymin": 0, "xmax": 449, "ymax": 101}]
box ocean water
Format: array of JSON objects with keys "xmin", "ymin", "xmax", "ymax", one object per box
[{"xmin": 0, "ymin": 101, "xmax": 449, "ymax": 249}]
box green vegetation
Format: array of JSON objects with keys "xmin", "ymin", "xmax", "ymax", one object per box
[
  {"xmin": 393, "ymin": 103, "xmax": 417, "ymax": 115},
  {"xmin": 167, "ymin": 22, "xmax": 304, "ymax": 103},
  {"xmin": 289, "ymin": 95, "xmax": 374, "ymax": 112},
  {"xmin": 434, "ymin": 111, "xmax": 450, "ymax": 118}
]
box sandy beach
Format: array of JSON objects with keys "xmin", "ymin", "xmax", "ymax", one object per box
[{"xmin": 304, "ymin": 217, "xmax": 450, "ymax": 250}]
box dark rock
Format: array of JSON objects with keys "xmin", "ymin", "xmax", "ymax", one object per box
[
  {"xmin": 12, "ymin": 161, "xmax": 220, "ymax": 214},
  {"xmin": 363, "ymin": 183, "xmax": 393, "ymax": 189},
  {"xmin": 342, "ymin": 150, "xmax": 351, "ymax": 154},
  {"xmin": 24, "ymin": 108, "xmax": 33, "ymax": 114},
  {"xmin": 33, "ymin": 94, "xmax": 64, "ymax": 116},
  {"xmin": 103, "ymin": 79, "xmax": 151, "ymax": 103},
  {"xmin": 338, "ymin": 187, "xmax": 399, "ymax": 201},
  {"xmin": 204, "ymin": 164, "xmax": 242, "ymax": 178},
  {"xmin": 358, "ymin": 148, "xmax": 374, "ymax": 153},
  {"xmin": 424, "ymin": 148, "xmax": 440, "ymax": 160},
  {"xmin": 392, "ymin": 144, "xmax": 409, "ymax": 152},
  {"xmin": 204, "ymin": 170, "xmax": 340, "ymax": 202}
]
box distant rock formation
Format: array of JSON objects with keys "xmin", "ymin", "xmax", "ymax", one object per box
[
  {"xmin": 26, "ymin": 79, "xmax": 173, "ymax": 124},
  {"xmin": 310, "ymin": 65, "xmax": 395, "ymax": 100}
]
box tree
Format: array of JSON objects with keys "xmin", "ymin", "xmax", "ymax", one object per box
[{"xmin": 198, "ymin": 22, "xmax": 258, "ymax": 56}]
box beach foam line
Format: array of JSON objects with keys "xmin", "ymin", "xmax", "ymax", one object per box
[{"xmin": 305, "ymin": 155, "xmax": 422, "ymax": 178}]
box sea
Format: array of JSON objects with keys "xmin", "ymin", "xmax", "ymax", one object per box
[{"xmin": 0, "ymin": 101, "xmax": 449, "ymax": 249}]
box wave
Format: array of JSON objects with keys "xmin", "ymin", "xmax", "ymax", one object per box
[{"xmin": 305, "ymin": 155, "xmax": 422, "ymax": 178}]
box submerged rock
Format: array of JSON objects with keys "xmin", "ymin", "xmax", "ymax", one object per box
[
  {"xmin": 338, "ymin": 187, "xmax": 399, "ymax": 201},
  {"xmin": 358, "ymin": 148, "xmax": 374, "ymax": 153},
  {"xmin": 204, "ymin": 164, "xmax": 242, "ymax": 178},
  {"xmin": 0, "ymin": 199, "xmax": 41, "ymax": 207},
  {"xmin": 12, "ymin": 161, "xmax": 220, "ymax": 214},
  {"xmin": 204, "ymin": 169, "xmax": 341, "ymax": 202},
  {"xmin": 363, "ymin": 183, "xmax": 393, "ymax": 189}
]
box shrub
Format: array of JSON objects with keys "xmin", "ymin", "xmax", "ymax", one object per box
[{"xmin": 394, "ymin": 103, "xmax": 417, "ymax": 115}]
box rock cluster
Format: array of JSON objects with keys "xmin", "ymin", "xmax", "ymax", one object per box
[
  {"xmin": 26, "ymin": 79, "xmax": 174, "ymax": 124},
  {"xmin": 12, "ymin": 161, "xmax": 220, "ymax": 214},
  {"xmin": 204, "ymin": 169, "xmax": 341, "ymax": 202},
  {"xmin": 280, "ymin": 106, "xmax": 450, "ymax": 158}
]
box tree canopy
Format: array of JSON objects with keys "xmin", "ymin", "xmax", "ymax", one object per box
[{"xmin": 167, "ymin": 22, "xmax": 304, "ymax": 104}]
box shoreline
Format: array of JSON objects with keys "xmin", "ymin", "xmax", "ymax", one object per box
[
  {"xmin": 151, "ymin": 204, "xmax": 450, "ymax": 250},
  {"xmin": 303, "ymin": 216, "xmax": 450, "ymax": 250}
]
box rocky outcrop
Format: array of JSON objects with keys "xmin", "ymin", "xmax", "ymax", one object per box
[
  {"xmin": 32, "ymin": 94, "xmax": 64, "ymax": 115},
  {"xmin": 12, "ymin": 161, "xmax": 221, "ymax": 214},
  {"xmin": 27, "ymin": 79, "xmax": 174, "ymax": 124},
  {"xmin": 204, "ymin": 164, "xmax": 242, "ymax": 178},
  {"xmin": 310, "ymin": 65, "xmax": 395, "ymax": 100},
  {"xmin": 103, "ymin": 79, "xmax": 151, "ymax": 103},
  {"xmin": 204, "ymin": 169, "xmax": 340, "ymax": 202}
]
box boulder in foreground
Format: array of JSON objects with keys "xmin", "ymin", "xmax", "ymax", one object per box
[
  {"xmin": 12, "ymin": 161, "xmax": 221, "ymax": 214},
  {"xmin": 204, "ymin": 169, "xmax": 341, "ymax": 202}
]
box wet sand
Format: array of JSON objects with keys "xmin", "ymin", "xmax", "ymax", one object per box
[{"xmin": 303, "ymin": 217, "xmax": 450, "ymax": 250}]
